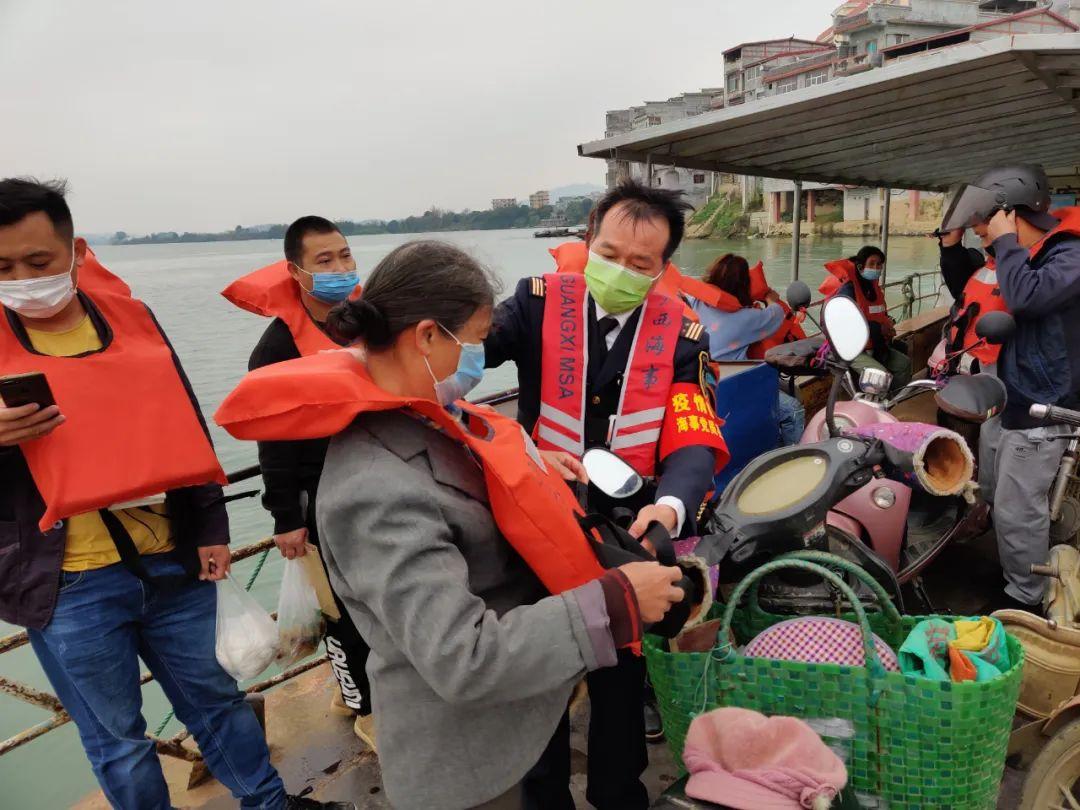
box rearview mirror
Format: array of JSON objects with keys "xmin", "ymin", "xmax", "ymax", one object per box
[
  {"xmin": 822, "ymin": 296, "xmax": 869, "ymax": 363},
  {"xmin": 786, "ymin": 280, "xmax": 812, "ymax": 310},
  {"xmin": 582, "ymin": 448, "xmax": 643, "ymax": 499},
  {"xmin": 975, "ymin": 311, "xmax": 1016, "ymax": 346}
]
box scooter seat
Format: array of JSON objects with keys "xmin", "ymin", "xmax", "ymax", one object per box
[
  {"xmin": 764, "ymin": 335, "xmax": 827, "ymax": 376},
  {"xmin": 934, "ymin": 373, "xmax": 1006, "ymax": 423}
]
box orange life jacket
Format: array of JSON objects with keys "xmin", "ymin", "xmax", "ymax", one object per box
[
  {"xmin": 214, "ymin": 351, "xmax": 606, "ymax": 596},
  {"xmin": 748, "ymin": 301, "xmax": 808, "ymax": 360},
  {"xmin": 1031, "ymin": 206, "xmax": 1080, "ymax": 259},
  {"xmin": 820, "ymin": 259, "xmax": 892, "ymax": 330},
  {"xmin": 535, "ymin": 273, "xmax": 731, "ymax": 477},
  {"xmin": 945, "ymin": 207, "xmax": 1080, "ymax": 367},
  {"xmin": 947, "ymin": 257, "xmax": 1007, "ymax": 367},
  {"xmin": 0, "ymin": 251, "xmax": 227, "ymax": 531},
  {"xmin": 221, "ymin": 260, "xmax": 357, "ymax": 356},
  {"xmin": 747, "ymin": 261, "xmax": 770, "ymax": 303},
  {"xmin": 669, "ymin": 271, "xmax": 741, "ymax": 313}
]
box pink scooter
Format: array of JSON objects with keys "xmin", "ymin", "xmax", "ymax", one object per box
[{"xmin": 763, "ymin": 283, "xmax": 1011, "ymax": 610}]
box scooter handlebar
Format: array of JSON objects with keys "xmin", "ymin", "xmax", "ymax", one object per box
[{"xmin": 1031, "ymin": 403, "xmax": 1080, "ymax": 427}]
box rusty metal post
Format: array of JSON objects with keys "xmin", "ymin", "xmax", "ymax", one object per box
[
  {"xmin": 791, "ymin": 180, "xmax": 803, "ymax": 281},
  {"xmin": 881, "ymin": 187, "xmax": 892, "ymax": 284}
]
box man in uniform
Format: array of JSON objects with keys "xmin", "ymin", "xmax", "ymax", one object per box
[{"xmin": 485, "ymin": 179, "xmax": 725, "ymax": 810}]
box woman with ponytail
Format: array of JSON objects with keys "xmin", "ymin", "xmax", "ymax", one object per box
[
  {"xmin": 687, "ymin": 253, "xmax": 805, "ymax": 445},
  {"xmin": 217, "ymin": 240, "xmax": 685, "ymax": 810}
]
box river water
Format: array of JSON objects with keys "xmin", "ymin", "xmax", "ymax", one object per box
[{"xmin": 0, "ymin": 229, "xmax": 940, "ymax": 807}]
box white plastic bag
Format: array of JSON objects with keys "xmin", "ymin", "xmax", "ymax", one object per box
[
  {"xmin": 276, "ymin": 557, "xmax": 325, "ymax": 666},
  {"xmin": 215, "ymin": 575, "xmax": 279, "ymax": 681}
]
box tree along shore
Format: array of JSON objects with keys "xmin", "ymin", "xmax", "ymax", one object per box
[{"xmin": 114, "ymin": 199, "xmax": 592, "ymax": 245}]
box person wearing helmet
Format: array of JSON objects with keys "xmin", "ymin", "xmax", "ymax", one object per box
[
  {"xmin": 936, "ymin": 167, "xmax": 1023, "ymax": 376},
  {"xmin": 941, "ymin": 164, "xmax": 1080, "ymax": 611}
]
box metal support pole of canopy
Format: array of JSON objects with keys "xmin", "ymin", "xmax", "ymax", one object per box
[
  {"xmin": 646, "ymin": 153, "xmax": 653, "ymax": 186},
  {"xmin": 791, "ymin": 180, "xmax": 803, "ymax": 281},
  {"xmin": 880, "ymin": 187, "xmax": 892, "ymax": 284}
]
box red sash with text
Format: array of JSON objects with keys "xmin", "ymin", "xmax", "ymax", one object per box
[{"xmin": 537, "ymin": 273, "xmax": 682, "ymax": 477}]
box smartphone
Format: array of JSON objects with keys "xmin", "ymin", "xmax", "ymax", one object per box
[{"xmin": 0, "ymin": 372, "xmax": 56, "ymax": 409}]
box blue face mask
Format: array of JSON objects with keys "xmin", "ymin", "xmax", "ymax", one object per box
[
  {"xmin": 425, "ymin": 323, "xmax": 486, "ymax": 406},
  {"xmin": 296, "ymin": 264, "xmax": 360, "ymax": 303},
  {"xmin": 859, "ymin": 267, "xmax": 882, "ymax": 283}
]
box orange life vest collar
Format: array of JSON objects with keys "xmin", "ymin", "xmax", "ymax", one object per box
[
  {"xmin": 949, "ymin": 256, "xmax": 1005, "ymax": 366},
  {"xmin": 672, "ymin": 273, "xmax": 742, "ymax": 313},
  {"xmin": 821, "ymin": 259, "xmax": 891, "ymax": 327},
  {"xmin": 536, "ymin": 273, "xmax": 681, "ymax": 477},
  {"xmin": 214, "ymin": 351, "xmax": 605, "ymax": 595},
  {"xmin": 1030, "ymin": 207, "xmax": 1080, "ymax": 260},
  {"xmin": 0, "ymin": 256, "xmax": 226, "ymax": 532},
  {"xmin": 221, "ymin": 260, "xmax": 347, "ymax": 356}
]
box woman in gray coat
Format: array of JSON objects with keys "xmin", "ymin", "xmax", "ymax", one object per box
[{"xmin": 315, "ymin": 241, "xmax": 685, "ymax": 810}]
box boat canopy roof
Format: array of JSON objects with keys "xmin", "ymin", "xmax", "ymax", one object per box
[{"xmin": 578, "ymin": 34, "xmax": 1080, "ymax": 192}]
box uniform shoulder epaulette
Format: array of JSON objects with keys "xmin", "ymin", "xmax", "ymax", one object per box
[
  {"xmin": 529, "ymin": 277, "xmax": 547, "ymax": 298},
  {"xmin": 680, "ymin": 317, "xmax": 705, "ymax": 342}
]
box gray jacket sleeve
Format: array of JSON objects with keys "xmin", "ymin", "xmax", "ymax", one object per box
[{"xmin": 320, "ymin": 444, "xmax": 615, "ymax": 707}]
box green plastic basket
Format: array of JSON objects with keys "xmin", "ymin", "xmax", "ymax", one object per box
[{"xmin": 645, "ymin": 551, "xmax": 1024, "ymax": 810}]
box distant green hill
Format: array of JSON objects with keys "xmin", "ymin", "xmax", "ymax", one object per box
[{"xmin": 117, "ymin": 200, "xmax": 591, "ymax": 245}]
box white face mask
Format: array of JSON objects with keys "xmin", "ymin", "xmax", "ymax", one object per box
[{"xmin": 0, "ymin": 247, "xmax": 78, "ymax": 319}]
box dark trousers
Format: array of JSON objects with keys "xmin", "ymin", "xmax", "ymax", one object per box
[
  {"xmin": 586, "ymin": 650, "xmax": 649, "ymax": 809},
  {"xmin": 324, "ymin": 589, "xmax": 372, "ymax": 713},
  {"xmin": 307, "ymin": 504, "xmax": 372, "ymax": 714},
  {"xmin": 311, "ymin": 542, "xmax": 373, "ymax": 712},
  {"xmin": 523, "ymin": 710, "xmax": 573, "ymax": 810},
  {"xmin": 524, "ymin": 650, "xmax": 649, "ymax": 810}
]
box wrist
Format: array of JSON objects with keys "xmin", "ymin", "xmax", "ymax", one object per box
[
  {"xmin": 598, "ymin": 569, "xmax": 642, "ymax": 648},
  {"xmin": 272, "ymin": 511, "xmax": 306, "ymax": 535}
]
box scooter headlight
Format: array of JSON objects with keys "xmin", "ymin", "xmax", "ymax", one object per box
[
  {"xmin": 872, "ymin": 486, "xmax": 896, "ymax": 509},
  {"xmin": 818, "ymin": 414, "xmax": 857, "ymax": 440},
  {"xmin": 859, "ymin": 367, "xmax": 892, "ymax": 395}
]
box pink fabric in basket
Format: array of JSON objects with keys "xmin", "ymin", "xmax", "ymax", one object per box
[{"xmin": 744, "ymin": 616, "xmax": 900, "ymax": 671}]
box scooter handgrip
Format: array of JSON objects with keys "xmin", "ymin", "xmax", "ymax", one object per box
[{"xmin": 1032, "ymin": 403, "xmax": 1080, "ymax": 427}]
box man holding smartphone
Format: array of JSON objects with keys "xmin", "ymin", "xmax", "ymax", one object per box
[{"xmin": 0, "ymin": 178, "xmax": 349, "ymax": 810}]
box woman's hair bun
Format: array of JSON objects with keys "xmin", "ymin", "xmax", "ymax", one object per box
[{"xmin": 328, "ymin": 297, "xmax": 391, "ymax": 348}]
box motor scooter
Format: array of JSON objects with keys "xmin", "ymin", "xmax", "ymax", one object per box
[
  {"xmin": 751, "ymin": 284, "xmax": 1008, "ymax": 610},
  {"xmin": 587, "ymin": 294, "xmax": 1005, "ymax": 614}
]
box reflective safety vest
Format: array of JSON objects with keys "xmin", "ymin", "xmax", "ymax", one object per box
[
  {"xmin": 214, "ymin": 351, "xmax": 607, "ymax": 596},
  {"xmin": 0, "ymin": 251, "xmax": 227, "ymax": 531},
  {"xmin": 947, "ymin": 257, "xmax": 1007, "ymax": 367},
  {"xmin": 221, "ymin": 260, "xmax": 355, "ymax": 356},
  {"xmin": 535, "ymin": 273, "xmax": 731, "ymax": 478}
]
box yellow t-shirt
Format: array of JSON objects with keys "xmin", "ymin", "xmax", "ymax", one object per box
[{"xmin": 25, "ymin": 316, "xmax": 175, "ymax": 571}]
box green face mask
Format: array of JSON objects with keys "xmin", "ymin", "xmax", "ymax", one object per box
[{"xmin": 583, "ymin": 250, "xmax": 657, "ymax": 314}]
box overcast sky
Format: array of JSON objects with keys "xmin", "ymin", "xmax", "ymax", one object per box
[{"xmin": 1, "ymin": 0, "xmax": 837, "ymax": 234}]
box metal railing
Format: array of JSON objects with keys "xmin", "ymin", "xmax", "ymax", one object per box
[
  {"xmin": 800, "ymin": 270, "xmax": 946, "ymax": 337},
  {"xmin": 0, "ymin": 385, "xmax": 522, "ymax": 764},
  {"xmin": 0, "ymin": 281, "xmax": 949, "ymax": 763},
  {"xmin": 0, "ymin": 465, "xmax": 329, "ymax": 763}
]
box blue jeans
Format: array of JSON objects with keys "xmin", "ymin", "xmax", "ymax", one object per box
[
  {"xmin": 775, "ymin": 390, "xmax": 805, "ymax": 446},
  {"xmin": 28, "ymin": 554, "xmax": 286, "ymax": 810}
]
